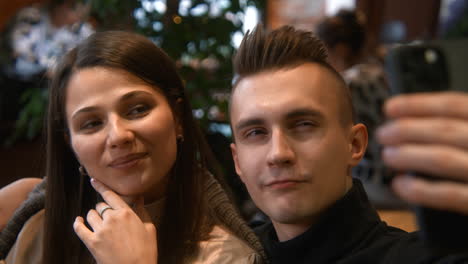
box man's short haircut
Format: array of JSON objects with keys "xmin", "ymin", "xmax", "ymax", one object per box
[{"xmin": 231, "ymin": 25, "xmax": 355, "ymax": 126}]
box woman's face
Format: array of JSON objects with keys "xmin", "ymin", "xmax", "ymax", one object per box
[{"xmin": 65, "ymin": 67, "xmax": 180, "ymax": 203}]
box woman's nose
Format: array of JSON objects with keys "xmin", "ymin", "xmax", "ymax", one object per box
[{"xmin": 106, "ymin": 117, "xmax": 135, "ymax": 148}]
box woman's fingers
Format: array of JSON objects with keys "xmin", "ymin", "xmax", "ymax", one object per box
[
  {"xmin": 90, "ymin": 178, "xmax": 128, "ymax": 210},
  {"xmin": 86, "ymin": 209, "xmax": 103, "ymax": 231},
  {"xmin": 74, "ymin": 202, "xmax": 158, "ymax": 264},
  {"xmin": 73, "ymin": 216, "xmax": 94, "ymax": 245},
  {"xmin": 74, "ymin": 180, "xmax": 158, "ymax": 263},
  {"xmin": 96, "ymin": 202, "xmax": 115, "ymax": 219}
]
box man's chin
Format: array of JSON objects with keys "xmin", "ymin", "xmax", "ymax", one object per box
[{"xmin": 266, "ymin": 206, "xmax": 313, "ymax": 225}]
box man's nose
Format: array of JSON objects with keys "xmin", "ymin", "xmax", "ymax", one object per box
[
  {"xmin": 266, "ymin": 129, "xmax": 295, "ymax": 167},
  {"xmin": 106, "ymin": 116, "xmax": 135, "ymax": 148}
]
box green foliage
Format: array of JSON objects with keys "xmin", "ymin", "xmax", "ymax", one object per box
[
  {"xmin": 444, "ymin": 10, "xmax": 468, "ymax": 38},
  {"xmin": 7, "ymin": 0, "xmax": 265, "ymax": 144},
  {"xmin": 87, "ymin": 0, "xmax": 140, "ymax": 29},
  {"xmin": 136, "ymin": 0, "xmax": 264, "ymax": 126},
  {"xmin": 5, "ymin": 87, "xmax": 47, "ymax": 146}
]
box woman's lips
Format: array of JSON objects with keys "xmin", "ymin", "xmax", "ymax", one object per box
[{"xmin": 109, "ymin": 153, "xmax": 149, "ymax": 169}]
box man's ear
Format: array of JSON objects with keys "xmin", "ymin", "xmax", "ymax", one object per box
[
  {"xmin": 230, "ymin": 143, "xmax": 244, "ymax": 183},
  {"xmin": 348, "ymin": 123, "xmax": 368, "ymax": 167}
]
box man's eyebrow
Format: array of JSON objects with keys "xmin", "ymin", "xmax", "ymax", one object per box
[
  {"xmin": 285, "ymin": 108, "xmax": 324, "ymax": 120},
  {"xmin": 234, "ymin": 118, "xmax": 265, "ymax": 132}
]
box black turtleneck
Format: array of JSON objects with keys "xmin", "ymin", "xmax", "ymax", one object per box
[{"xmin": 255, "ymin": 179, "xmax": 468, "ymax": 264}]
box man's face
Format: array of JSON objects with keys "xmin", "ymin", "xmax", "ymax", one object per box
[{"xmin": 230, "ymin": 63, "xmax": 366, "ymax": 227}]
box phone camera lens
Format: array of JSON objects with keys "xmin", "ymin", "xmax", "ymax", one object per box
[{"xmin": 425, "ymin": 49, "xmax": 438, "ymax": 64}]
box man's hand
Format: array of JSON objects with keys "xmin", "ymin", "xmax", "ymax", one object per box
[{"xmin": 377, "ymin": 92, "xmax": 468, "ymax": 215}]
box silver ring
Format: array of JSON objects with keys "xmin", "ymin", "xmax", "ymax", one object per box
[{"xmin": 98, "ymin": 205, "xmax": 113, "ymax": 218}]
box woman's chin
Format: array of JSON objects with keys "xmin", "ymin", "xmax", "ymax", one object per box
[{"xmin": 119, "ymin": 194, "xmax": 140, "ymax": 205}]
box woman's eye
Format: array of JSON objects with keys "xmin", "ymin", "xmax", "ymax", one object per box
[
  {"xmin": 80, "ymin": 120, "xmax": 102, "ymax": 131},
  {"xmin": 128, "ymin": 104, "xmax": 150, "ymax": 117}
]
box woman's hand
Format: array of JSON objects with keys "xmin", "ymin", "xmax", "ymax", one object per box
[
  {"xmin": 73, "ymin": 178, "xmax": 157, "ymax": 264},
  {"xmin": 377, "ymin": 91, "xmax": 468, "ymax": 214}
]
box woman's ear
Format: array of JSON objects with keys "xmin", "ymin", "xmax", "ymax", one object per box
[
  {"xmin": 64, "ymin": 132, "xmax": 70, "ymax": 146},
  {"xmin": 175, "ymin": 98, "xmax": 184, "ymax": 137},
  {"xmin": 348, "ymin": 123, "xmax": 368, "ymax": 167}
]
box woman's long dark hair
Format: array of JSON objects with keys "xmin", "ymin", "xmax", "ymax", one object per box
[{"xmin": 44, "ymin": 31, "xmax": 212, "ymax": 264}]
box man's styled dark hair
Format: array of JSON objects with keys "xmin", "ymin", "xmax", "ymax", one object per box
[{"xmin": 231, "ymin": 25, "xmax": 355, "ymax": 126}]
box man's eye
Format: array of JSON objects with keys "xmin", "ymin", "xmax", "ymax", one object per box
[
  {"xmin": 128, "ymin": 104, "xmax": 150, "ymax": 117},
  {"xmin": 245, "ymin": 128, "xmax": 266, "ymax": 138},
  {"xmin": 296, "ymin": 121, "xmax": 314, "ymax": 127},
  {"xmin": 290, "ymin": 120, "xmax": 317, "ymax": 133}
]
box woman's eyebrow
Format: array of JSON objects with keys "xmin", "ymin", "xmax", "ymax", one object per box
[
  {"xmin": 71, "ymin": 91, "xmax": 156, "ymax": 120},
  {"xmin": 71, "ymin": 106, "xmax": 99, "ymax": 120},
  {"xmin": 119, "ymin": 90, "xmax": 154, "ymax": 101}
]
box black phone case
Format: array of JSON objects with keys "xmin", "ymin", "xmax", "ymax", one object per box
[{"xmin": 385, "ymin": 44, "xmax": 468, "ymax": 253}]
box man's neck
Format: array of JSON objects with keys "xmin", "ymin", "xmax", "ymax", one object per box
[{"xmin": 271, "ymin": 219, "xmax": 315, "ymax": 242}]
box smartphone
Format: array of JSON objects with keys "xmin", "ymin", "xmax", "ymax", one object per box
[{"xmin": 385, "ymin": 44, "xmax": 468, "ymax": 254}]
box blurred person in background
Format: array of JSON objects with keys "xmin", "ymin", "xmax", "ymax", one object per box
[
  {"xmin": 2, "ymin": 0, "xmax": 93, "ymax": 80},
  {"xmin": 0, "ymin": 0, "xmax": 94, "ymax": 140},
  {"xmin": 316, "ymin": 10, "xmax": 394, "ymax": 205}
]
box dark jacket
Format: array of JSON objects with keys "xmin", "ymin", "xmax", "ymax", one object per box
[{"xmin": 255, "ymin": 179, "xmax": 468, "ymax": 264}]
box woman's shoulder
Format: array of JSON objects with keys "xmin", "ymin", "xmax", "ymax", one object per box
[
  {"xmin": 0, "ymin": 178, "xmax": 43, "ymax": 232},
  {"xmin": 0, "ymin": 180, "xmax": 45, "ymax": 261},
  {"xmin": 200, "ymin": 173, "xmax": 266, "ymax": 263},
  {"xmin": 193, "ymin": 224, "xmax": 264, "ymax": 263},
  {"xmin": 3, "ymin": 209, "xmax": 45, "ymax": 263}
]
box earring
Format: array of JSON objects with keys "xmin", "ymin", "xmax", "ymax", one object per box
[
  {"xmin": 176, "ymin": 134, "xmax": 184, "ymax": 143},
  {"xmin": 79, "ymin": 165, "xmax": 88, "ymax": 176}
]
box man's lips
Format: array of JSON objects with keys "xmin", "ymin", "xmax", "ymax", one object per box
[
  {"xmin": 265, "ymin": 179, "xmax": 305, "ymax": 189},
  {"xmin": 108, "ymin": 153, "xmax": 149, "ymax": 168}
]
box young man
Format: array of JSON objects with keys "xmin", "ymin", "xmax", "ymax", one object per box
[{"xmin": 229, "ymin": 25, "xmax": 468, "ymax": 263}]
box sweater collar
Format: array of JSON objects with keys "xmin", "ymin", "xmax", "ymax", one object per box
[{"xmin": 264, "ymin": 178, "xmax": 382, "ymax": 263}]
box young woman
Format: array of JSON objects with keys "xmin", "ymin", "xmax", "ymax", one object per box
[{"xmin": 0, "ymin": 31, "xmax": 264, "ymax": 264}]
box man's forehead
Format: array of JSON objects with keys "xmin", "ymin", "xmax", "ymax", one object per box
[{"xmin": 230, "ymin": 63, "xmax": 342, "ymax": 120}]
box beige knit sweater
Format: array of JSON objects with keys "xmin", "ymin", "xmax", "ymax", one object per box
[{"xmin": 0, "ymin": 174, "xmax": 266, "ymax": 263}]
